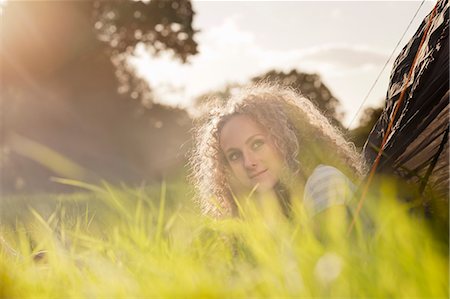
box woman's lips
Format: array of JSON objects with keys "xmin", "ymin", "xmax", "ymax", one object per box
[{"xmin": 249, "ymin": 169, "xmax": 268, "ymax": 179}]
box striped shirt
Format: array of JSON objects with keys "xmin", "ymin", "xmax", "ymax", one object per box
[{"xmin": 303, "ymin": 165, "xmax": 356, "ymax": 217}]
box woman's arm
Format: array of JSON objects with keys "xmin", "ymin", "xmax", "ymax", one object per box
[{"xmin": 303, "ymin": 165, "xmax": 355, "ymax": 240}]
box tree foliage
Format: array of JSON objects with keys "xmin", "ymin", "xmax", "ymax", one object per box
[
  {"xmin": 93, "ymin": 0, "xmax": 198, "ymax": 102},
  {"xmin": 1, "ymin": 1, "xmax": 197, "ymax": 193},
  {"xmin": 94, "ymin": 0, "xmax": 197, "ymax": 61},
  {"xmin": 349, "ymin": 106, "xmax": 383, "ymax": 149},
  {"xmin": 2, "ymin": 0, "xmax": 198, "ymax": 102}
]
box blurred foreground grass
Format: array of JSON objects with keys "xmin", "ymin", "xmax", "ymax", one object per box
[{"xmin": 0, "ymin": 178, "xmax": 448, "ymax": 298}]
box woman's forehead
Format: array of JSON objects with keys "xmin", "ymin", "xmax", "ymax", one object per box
[{"xmin": 219, "ymin": 115, "xmax": 267, "ymax": 148}]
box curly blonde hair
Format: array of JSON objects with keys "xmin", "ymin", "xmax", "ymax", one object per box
[{"xmin": 189, "ymin": 83, "xmax": 366, "ymax": 217}]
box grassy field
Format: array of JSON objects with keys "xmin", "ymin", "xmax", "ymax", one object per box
[{"xmin": 0, "ymin": 178, "xmax": 448, "ymax": 298}]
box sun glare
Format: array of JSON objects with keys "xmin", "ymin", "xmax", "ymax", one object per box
[{"xmin": 0, "ymin": 0, "xmax": 7, "ymax": 15}]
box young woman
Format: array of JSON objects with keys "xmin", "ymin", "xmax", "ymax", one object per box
[{"xmin": 190, "ymin": 83, "xmax": 366, "ymax": 219}]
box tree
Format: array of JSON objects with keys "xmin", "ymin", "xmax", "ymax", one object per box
[
  {"xmin": 2, "ymin": 0, "xmax": 198, "ymax": 104},
  {"xmin": 349, "ymin": 105, "xmax": 383, "ymax": 149},
  {"xmin": 1, "ymin": 1, "xmax": 198, "ymax": 193},
  {"xmin": 94, "ymin": 0, "xmax": 198, "ymax": 102}
]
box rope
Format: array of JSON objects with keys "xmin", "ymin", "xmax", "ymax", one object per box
[
  {"xmin": 347, "ymin": 1, "xmax": 440, "ymax": 235},
  {"xmin": 347, "ymin": 0, "xmax": 428, "ymax": 130}
]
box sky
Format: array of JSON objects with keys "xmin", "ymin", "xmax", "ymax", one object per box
[{"xmin": 130, "ymin": 1, "xmax": 436, "ymax": 128}]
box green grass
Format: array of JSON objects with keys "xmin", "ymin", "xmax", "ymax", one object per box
[{"xmin": 0, "ymin": 178, "xmax": 448, "ymax": 298}]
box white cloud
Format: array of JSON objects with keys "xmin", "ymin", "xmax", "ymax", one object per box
[
  {"xmin": 330, "ymin": 8, "xmax": 342, "ymax": 19},
  {"xmin": 299, "ymin": 44, "xmax": 388, "ymax": 68}
]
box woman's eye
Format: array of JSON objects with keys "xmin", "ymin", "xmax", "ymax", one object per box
[
  {"xmin": 228, "ymin": 152, "xmax": 240, "ymax": 161},
  {"xmin": 252, "ymin": 140, "xmax": 264, "ymax": 150}
]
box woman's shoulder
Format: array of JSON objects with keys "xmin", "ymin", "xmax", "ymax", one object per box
[
  {"xmin": 303, "ymin": 164, "xmax": 356, "ymax": 216},
  {"xmin": 309, "ymin": 164, "xmax": 345, "ymax": 176},
  {"xmin": 305, "ymin": 164, "xmax": 352, "ymax": 189}
]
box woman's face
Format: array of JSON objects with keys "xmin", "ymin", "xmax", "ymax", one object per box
[{"xmin": 219, "ymin": 114, "xmax": 284, "ymax": 192}]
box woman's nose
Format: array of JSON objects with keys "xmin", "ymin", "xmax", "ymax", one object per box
[{"xmin": 243, "ymin": 152, "xmax": 257, "ymax": 169}]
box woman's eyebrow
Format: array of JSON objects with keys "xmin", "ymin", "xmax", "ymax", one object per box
[
  {"xmin": 224, "ymin": 148, "xmax": 237, "ymax": 154},
  {"xmin": 245, "ymin": 134, "xmax": 265, "ymax": 145},
  {"xmin": 223, "ymin": 134, "xmax": 265, "ymax": 153}
]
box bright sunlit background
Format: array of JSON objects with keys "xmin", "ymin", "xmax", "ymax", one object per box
[
  {"xmin": 0, "ymin": 0, "xmax": 7, "ymax": 14},
  {"xmin": 130, "ymin": 0, "xmax": 435, "ymax": 128},
  {"xmin": 0, "ymin": 0, "xmax": 440, "ymax": 193}
]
